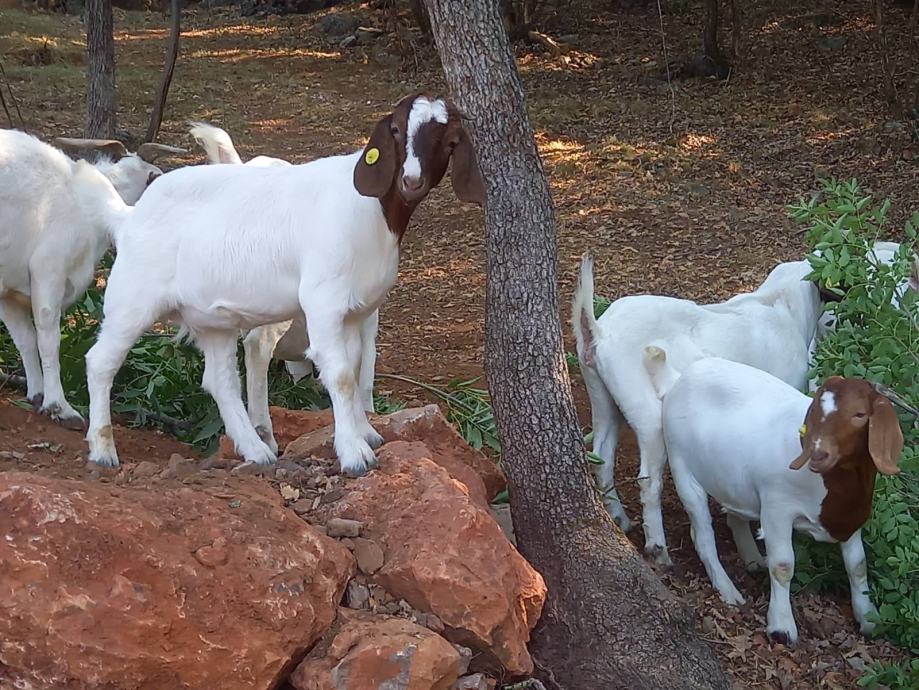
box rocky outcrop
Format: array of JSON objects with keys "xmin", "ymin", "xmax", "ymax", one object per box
[{"xmin": 0, "ymin": 472, "xmax": 353, "ymax": 690}]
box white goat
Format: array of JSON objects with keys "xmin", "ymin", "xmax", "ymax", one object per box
[
  {"xmin": 0, "ymin": 130, "xmax": 181, "ymax": 428},
  {"xmin": 85, "ymin": 94, "xmax": 484, "ymax": 472},
  {"xmin": 644, "ymin": 354, "xmax": 903, "ymax": 644},
  {"xmin": 572, "ymin": 254, "xmax": 823, "ymax": 565},
  {"xmin": 188, "ymin": 122, "xmax": 379, "ymax": 452}
]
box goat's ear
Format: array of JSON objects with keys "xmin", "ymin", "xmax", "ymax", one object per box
[
  {"xmin": 814, "ymin": 279, "xmax": 844, "ymax": 304},
  {"xmin": 449, "ymin": 126, "xmax": 485, "ymax": 205},
  {"xmin": 868, "ymin": 395, "xmax": 903, "ymax": 475},
  {"xmin": 354, "ymin": 114, "xmax": 397, "ymax": 198},
  {"xmin": 789, "ymin": 409, "xmax": 814, "ymax": 470},
  {"xmin": 54, "ymin": 137, "xmax": 128, "ymax": 160}
]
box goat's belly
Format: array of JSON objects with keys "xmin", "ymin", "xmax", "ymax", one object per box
[{"xmin": 793, "ymin": 517, "xmax": 835, "ymax": 543}]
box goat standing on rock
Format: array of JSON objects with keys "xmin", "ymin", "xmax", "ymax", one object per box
[
  {"xmin": 644, "ymin": 353, "xmax": 904, "ymax": 645},
  {"xmin": 0, "ymin": 130, "xmax": 182, "ymax": 429},
  {"xmin": 85, "ymin": 93, "xmax": 484, "ymax": 473}
]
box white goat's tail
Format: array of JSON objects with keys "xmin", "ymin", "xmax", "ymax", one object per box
[
  {"xmin": 572, "ymin": 252, "xmax": 601, "ymax": 368},
  {"xmin": 643, "ymin": 341, "xmax": 681, "ymax": 400},
  {"xmin": 72, "ymin": 159, "xmax": 132, "ymax": 248},
  {"xmin": 188, "ymin": 121, "xmax": 243, "ymax": 165}
]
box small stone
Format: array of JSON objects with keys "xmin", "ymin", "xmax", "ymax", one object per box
[
  {"xmin": 194, "ymin": 537, "xmax": 229, "ymax": 567},
  {"xmin": 231, "ymin": 462, "xmax": 271, "ymax": 476},
  {"xmin": 133, "ymin": 461, "xmax": 159, "ymax": 478},
  {"xmin": 0, "ymin": 451, "xmax": 25, "ymax": 460},
  {"xmin": 452, "ymin": 645, "xmax": 473, "ymax": 675},
  {"xmin": 345, "ymin": 581, "xmax": 371, "ymax": 610},
  {"xmin": 289, "ymin": 499, "xmax": 313, "ymax": 515},
  {"xmin": 352, "ymin": 538, "xmax": 384, "ymax": 575},
  {"xmin": 317, "ymin": 13, "xmax": 361, "ymax": 38},
  {"xmin": 425, "ymin": 613, "xmax": 445, "ymax": 634},
  {"xmin": 453, "ymin": 673, "xmax": 488, "ymax": 690},
  {"xmin": 340, "ymin": 538, "xmax": 355, "ymax": 551},
  {"xmin": 326, "ymin": 517, "xmax": 362, "ymax": 538},
  {"xmin": 319, "ymin": 487, "xmax": 345, "ymax": 505}
]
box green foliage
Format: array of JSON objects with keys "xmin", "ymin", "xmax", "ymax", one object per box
[
  {"xmin": 0, "ymin": 261, "xmax": 333, "ymax": 451},
  {"xmin": 790, "ymin": 179, "xmax": 919, "ymax": 680}
]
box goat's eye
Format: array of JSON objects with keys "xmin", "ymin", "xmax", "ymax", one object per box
[{"xmin": 390, "ymin": 124, "xmax": 400, "ymax": 137}]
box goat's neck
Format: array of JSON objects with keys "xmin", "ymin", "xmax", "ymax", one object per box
[
  {"xmin": 378, "ymin": 187, "xmax": 418, "ymax": 242},
  {"xmin": 818, "ymin": 446, "xmax": 877, "ymax": 542}
]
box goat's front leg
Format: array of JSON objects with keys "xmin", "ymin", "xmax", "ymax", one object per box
[
  {"xmin": 303, "ymin": 306, "xmax": 380, "ymax": 476},
  {"xmin": 760, "ymin": 508, "xmax": 798, "ymax": 645},
  {"xmin": 200, "ymin": 330, "xmax": 276, "ymax": 465},
  {"xmin": 357, "ymin": 309, "xmax": 379, "ymax": 414},
  {"xmin": 840, "ymin": 530, "xmax": 878, "ymax": 635},
  {"xmin": 243, "ymin": 321, "xmax": 291, "ymax": 455},
  {"xmin": 0, "ymin": 296, "xmax": 44, "ymax": 406},
  {"xmin": 30, "ymin": 275, "xmax": 82, "ymax": 429}
]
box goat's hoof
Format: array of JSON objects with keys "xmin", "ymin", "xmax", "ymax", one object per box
[
  {"xmin": 88, "ymin": 451, "xmax": 120, "ymax": 469},
  {"xmin": 768, "ymin": 629, "xmax": 796, "ymax": 647},
  {"xmin": 243, "ymin": 444, "xmax": 277, "ymax": 466},
  {"xmin": 363, "ymin": 427, "xmax": 384, "ymax": 449},
  {"xmin": 645, "ymin": 543, "xmax": 673, "ymax": 568},
  {"xmin": 254, "ymin": 426, "xmax": 280, "ymax": 455},
  {"xmin": 28, "ymin": 393, "xmax": 44, "ymax": 412},
  {"xmin": 718, "ymin": 588, "xmax": 746, "ymax": 607},
  {"xmin": 42, "ymin": 402, "xmax": 86, "ymax": 432},
  {"xmin": 337, "ymin": 439, "xmax": 377, "ymax": 477}
]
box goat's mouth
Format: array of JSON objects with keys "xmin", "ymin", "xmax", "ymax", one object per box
[{"xmin": 397, "ymin": 179, "xmax": 428, "ymax": 205}]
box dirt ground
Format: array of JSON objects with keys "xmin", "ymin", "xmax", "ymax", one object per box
[{"xmin": 1, "ymin": 0, "xmax": 917, "ymax": 686}]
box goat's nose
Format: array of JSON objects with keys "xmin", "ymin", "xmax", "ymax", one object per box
[
  {"xmin": 402, "ymin": 175, "xmax": 423, "ymax": 192},
  {"xmin": 811, "ymin": 450, "xmax": 829, "ymax": 465}
]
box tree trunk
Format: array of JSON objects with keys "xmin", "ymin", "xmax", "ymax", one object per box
[
  {"xmin": 146, "ymin": 0, "xmax": 181, "ymax": 142},
  {"xmin": 701, "ymin": 0, "xmax": 729, "ymax": 78},
  {"xmin": 420, "ymin": 1, "xmax": 731, "ymax": 689},
  {"xmin": 85, "ymin": 0, "xmax": 116, "ymax": 138},
  {"xmin": 873, "ymin": 0, "xmax": 901, "ymax": 115}
]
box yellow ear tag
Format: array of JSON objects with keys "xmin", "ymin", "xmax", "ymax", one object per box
[
  {"xmin": 799, "ymin": 424, "xmax": 807, "ymax": 437},
  {"xmin": 365, "ymin": 147, "xmax": 380, "ymax": 165}
]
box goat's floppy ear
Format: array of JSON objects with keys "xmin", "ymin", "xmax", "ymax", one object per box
[
  {"xmin": 54, "ymin": 137, "xmax": 128, "ymax": 160},
  {"xmin": 449, "ymin": 126, "xmax": 485, "ymax": 205},
  {"xmin": 789, "ymin": 409, "xmax": 814, "ymax": 470},
  {"xmin": 868, "ymin": 395, "xmax": 903, "ymax": 475},
  {"xmin": 354, "ymin": 114, "xmax": 397, "ymax": 198},
  {"xmin": 136, "ymin": 142, "xmax": 187, "ymax": 162}
]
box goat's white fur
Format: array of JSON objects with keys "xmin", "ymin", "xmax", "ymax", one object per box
[
  {"xmin": 84, "ymin": 147, "xmax": 404, "ymax": 471},
  {"xmin": 188, "ymin": 122, "xmax": 378, "ymax": 452},
  {"xmin": 644, "ymin": 354, "xmax": 877, "ymax": 644},
  {"xmin": 572, "ymin": 254, "xmax": 822, "ymax": 564},
  {"xmin": 0, "ymin": 130, "xmax": 143, "ymax": 426}
]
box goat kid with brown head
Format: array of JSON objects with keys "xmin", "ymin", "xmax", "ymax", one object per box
[
  {"xmin": 644, "ymin": 354, "xmax": 906, "ymax": 646},
  {"xmin": 84, "ymin": 93, "xmax": 483, "ymax": 478}
]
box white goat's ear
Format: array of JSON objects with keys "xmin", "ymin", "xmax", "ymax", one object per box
[
  {"xmin": 136, "ymin": 142, "xmax": 187, "ymax": 162},
  {"xmin": 54, "ymin": 137, "xmax": 128, "ymax": 160}
]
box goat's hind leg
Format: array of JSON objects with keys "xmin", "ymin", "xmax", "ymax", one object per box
[
  {"xmin": 726, "ymin": 512, "xmax": 766, "ymax": 572},
  {"xmin": 243, "ymin": 321, "xmax": 291, "ymax": 455},
  {"xmin": 0, "ymin": 296, "xmax": 44, "ymax": 406},
  {"xmin": 200, "ymin": 329, "xmax": 276, "ymax": 465}
]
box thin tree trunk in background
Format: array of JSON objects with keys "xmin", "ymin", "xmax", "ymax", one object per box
[
  {"xmin": 702, "ymin": 0, "xmax": 728, "ymax": 75},
  {"xmin": 728, "ymin": 0, "xmax": 739, "ymax": 59},
  {"xmin": 420, "ymin": 1, "xmax": 731, "ymax": 688},
  {"xmin": 873, "ymin": 0, "xmax": 901, "ymax": 115},
  {"xmin": 85, "ymin": 0, "xmax": 116, "ymax": 138},
  {"xmin": 146, "ymin": 0, "xmax": 181, "ymax": 142}
]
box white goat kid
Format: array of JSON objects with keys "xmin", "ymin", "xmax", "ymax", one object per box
[
  {"xmin": 572, "ymin": 254, "xmax": 823, "ymax": 565},
  {"xmin": 188, "ymin": 122, "xmax": 378, "ymax": 452},
  {"xmin": 0, "ymin": 130, "xmax": 180, "ymax": 428},
  {"xmin": 644, "ymin": 354, "xmax": 903, "ymax": 644},
  {"xmin": 85, "ymin": 93, "xmax": 484, "ymax": 471}
]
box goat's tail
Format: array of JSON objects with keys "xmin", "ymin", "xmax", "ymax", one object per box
[
  {"xmin": 572, "ymin": 252, "xmax": 600, "ymax": 368},
  {"xmin": 643, "ymin": 341, "xmax": 681, "ymax": 400},
  {"xmin": 188, "ymin": 121, "xmax": 243, "ymax": 165}
]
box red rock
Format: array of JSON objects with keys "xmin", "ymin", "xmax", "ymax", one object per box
[
  {"xmin": 325, "ymin": 447, "xmax": 545, "ymax": 675},
  {"xmin": 219, "ymin": 406, "xmax": 334, "ymax": 459},
  {"xmin": 0, "ymin": 471, "xmax": 354, "ymax": 690},
  {"xmin": 284, "ymin": 406, "xmax": 506, "ymax": 506},
  {"xmin": 290, "ymin": 609, "xmax": 462, "ymax": 690}
]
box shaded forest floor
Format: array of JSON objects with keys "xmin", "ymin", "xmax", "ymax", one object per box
[{"xmin": 1, "ymin": 0, "xmax": 918, "ymax": 686}]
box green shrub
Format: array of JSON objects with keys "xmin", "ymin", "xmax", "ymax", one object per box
[{"xmin": 790, "ymin": 178, "xmax": 919, "ymax": 683}]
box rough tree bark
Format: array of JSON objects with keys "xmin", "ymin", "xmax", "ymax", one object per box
[
  {"xmin": 85, "ymin": 0, "xmax": 116, "ymax": 138},
  {"xmin": 701, "ymin": 0, "xmax": 730, "ymax": 78},
  {"xmin": 146, "ymin": 0, "xmax": 181, "ymax": 142},
  {"xmin": 420, "ymin": 1, "xmax": 731, "ymax": 689}
]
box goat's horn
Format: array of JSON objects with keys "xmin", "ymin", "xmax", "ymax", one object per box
[
  {"xmin": 871, "ymin": 382, "xmax": 919, "ymax": 417},
  {"xmin": 135, "ymin": 142, "xmax": 187, "ymax": 162},
  {"xmin": 53, "ymin": 137, "xmax": 128, "ymax": 159}
]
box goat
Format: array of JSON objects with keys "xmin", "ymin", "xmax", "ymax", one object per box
[
  {"xmin": 188, "ymin": 122, "xmax": 378, "ymax": 453},
  {"xmin": 0, "ymin": 130, "xmax": 182, "ymax": 428},
  {"xmin": 644, "ymin": 353, "xmax": 903, "ymax": 645},
  {"xmin": 572, "ymin": 253, "xmax": 823, "ymax": 565},
  {"xmin": 85, "ymin": 93, "xmax": 484, "ymax": 472}
]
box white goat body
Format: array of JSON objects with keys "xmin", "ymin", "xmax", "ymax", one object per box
[
  {"xmin": 0, "ymin": 130, "xmax": 132, "ymax": 426},
  {"xmin": 572, "ymin": 254, "xmax": 822, "ymax": 564},
  {"xmin": 188, "ymin": 122, "xmax": 378, "ymax": 452},
  {"xmin": 644, "ymin": 354, "xmax": 898, "ymax": 644}
]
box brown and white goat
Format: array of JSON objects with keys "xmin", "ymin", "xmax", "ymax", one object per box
[{"xmin": 644, "ymin": 353, "xmax": 904, "ymax": 645}]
